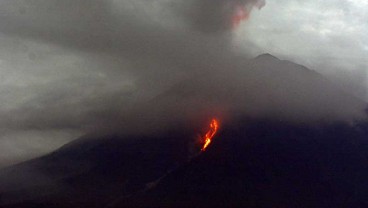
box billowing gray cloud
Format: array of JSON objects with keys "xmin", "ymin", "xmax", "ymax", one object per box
[
  {"xmin": 175, "ymin": 0, "xmax": 266, "ymax": 33},
  {"xmin": 0, "ymin": 0, "xmax": 367, "ymax": 167}
]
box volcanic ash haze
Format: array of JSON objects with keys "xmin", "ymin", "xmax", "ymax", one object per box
[
  {"xmin": 1, "ymin": 1, "xmax": 368, "ymax": 207},
  {"xmin": 182, "ymin": 0, "xmax": 266, "ymax": 33},
  {"xmin": 94, "ymin": 0, "xmax": 367, "ymax": 135},
  {"xmin": 0, "ymin": 0, "xmax": 366, "ymax": 149}
]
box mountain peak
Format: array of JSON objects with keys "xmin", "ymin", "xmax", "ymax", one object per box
[{"xmin": 254, "ymin": 53, "xmax": 280, "ymax": 61}]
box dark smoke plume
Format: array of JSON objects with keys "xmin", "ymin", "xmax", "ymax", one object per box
[
  {"xmin": 0, "ymin": 0, "xmax": 367, "ymax": 166},
  {"xmin": 186, "ymin": 0, "xmax": 266, "ymax": 33}
]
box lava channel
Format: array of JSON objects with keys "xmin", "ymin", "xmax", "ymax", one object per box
[{"xmin": 201, "ymin": 119, "xmax": 219, "ymax": 151}]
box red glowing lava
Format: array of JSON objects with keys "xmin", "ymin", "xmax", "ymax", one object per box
[{"xmin": 201, "ymin": 119, "xmax": 219, "ymax": 151}]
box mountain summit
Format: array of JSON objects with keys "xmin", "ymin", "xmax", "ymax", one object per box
[
  {"xmin": 149, "ymin": 53, "xmax": 367, "ymax": 127},
  {"xmin": 1, "ymin": 55, "xmax": 368, "ymax": 208}
]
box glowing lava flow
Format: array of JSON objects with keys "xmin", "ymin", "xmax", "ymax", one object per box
[{"xmin": 201, "ymin": 119, "xmax": 219, "ymax": 151}]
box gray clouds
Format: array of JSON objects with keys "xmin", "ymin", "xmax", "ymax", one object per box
[
  {"xmin": 175, "ymin": 0, "xmax": 266, "ymax": 33},
  {"xmin": 238, "ymin": 0, "xmax": 368, "ymax": 99},
  {"xmin": 0, "ymin": 0, "xmax": 367, "ymax": 167}
]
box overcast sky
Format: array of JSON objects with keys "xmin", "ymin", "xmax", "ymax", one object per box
[
  {"xmin": 0, "ymin": 0, "xmax": 367, "ymax": 167},
  {"xmin": 239, "ymin": 0, "xmax": 368, "ymax": 97}
]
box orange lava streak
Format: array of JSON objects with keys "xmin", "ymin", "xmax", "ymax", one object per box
[{"xmin": 201, "ymin": 119, "xmax": 219, "ymax": 151}]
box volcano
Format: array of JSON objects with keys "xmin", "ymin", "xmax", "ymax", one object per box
[{"xmin": 1, "ymin": 54, "xmax": 368, "ymax": 208}]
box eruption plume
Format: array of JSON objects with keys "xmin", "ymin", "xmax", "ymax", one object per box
[
  {"xmin": 201, "ymin": 119, "xmax": 219, "ymax": 151},
  {"xmin": 232, "ymin": 4, "xmax": 250, "ymax": 28},
  {"xmin": 191, "ymin": 0, "xmax": 266, "ymax": 33}
]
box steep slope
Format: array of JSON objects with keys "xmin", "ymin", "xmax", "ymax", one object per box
[
  {"xmin": 1, "ymin": 54, "xmax": 367, "ymax": 208},
  {"xmin": 0, "ymin": 131, "xmax": 192, "ymax": 208},
  {"xmin": 146, "ymin": 53, "xmax": 367, "ymax": 129},
  {"xmin": 120, "ymin": 120, "xmax": 368, "ymax": 208},
  {"xmin": 245, "ymin": 54, "xmax": 366, "ymax": 121}
]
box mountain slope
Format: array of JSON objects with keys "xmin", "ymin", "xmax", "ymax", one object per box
[
  {"xmin": 120, "ymin": 120, "xmax": 368, "ymax": 208},
  {"xmin": 147, "ymin": 53, "xmax": 367, "ymax": 129},
  {"xmin": 1, "ymin": 54, "xmax": 368, "ymax": 208},
  {"xmin": 0, "ymin": 131, "xmax": 192, "ymax": 208}
]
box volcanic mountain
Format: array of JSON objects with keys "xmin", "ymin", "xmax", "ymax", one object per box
[{"xmin": 1, "ymin": 54, "xmax": 368, "ymax": 208}]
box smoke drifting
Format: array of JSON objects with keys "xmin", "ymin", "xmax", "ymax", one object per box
[
  {"xmin": 186, "ymin": 0, "xmax": 266, "ymax": 33},
  {"xmin": 0, "ymin": 0, "xmax": 367, "ymax": 165}
]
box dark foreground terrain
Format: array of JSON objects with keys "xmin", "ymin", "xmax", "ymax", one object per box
[{"xmin": 1, "ymin": 119, "xmax": 368, "ymax": 208}]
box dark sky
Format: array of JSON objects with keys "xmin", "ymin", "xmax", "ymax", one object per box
[{"xmin": 0, "ymin": 0, "xmax": 367, "ymax": 167}]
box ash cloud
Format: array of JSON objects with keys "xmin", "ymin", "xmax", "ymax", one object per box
[
  {"xmin": 0, "ymin": 0, "xmax": 366, "ymax": 166},
  {"xmin": 184, "ymin": 0, "xmax": 266, "ymax": 33}
]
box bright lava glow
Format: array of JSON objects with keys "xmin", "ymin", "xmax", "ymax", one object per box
[{"xmin": 201, "ymin": 119, "xmax": 219, "ymax": 151}]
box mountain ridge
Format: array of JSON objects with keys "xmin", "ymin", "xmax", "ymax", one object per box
[{"xmin": 1, "ymin": 54, "xmax": 368, "ymax": 207}]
